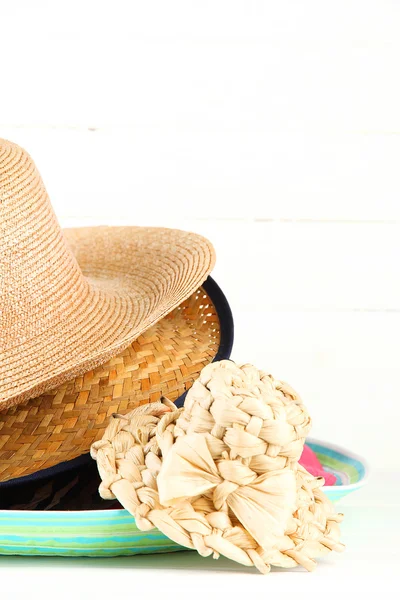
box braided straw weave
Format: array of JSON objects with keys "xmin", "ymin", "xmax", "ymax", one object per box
[
  {"xmin": 92, "ymin": 361, "xmax": 344, "ymax": 573},
  {"xmin": 0, "ymin": 138, "xmax": 215, "ymax": 409},
  {"xmin": 0, "ymin": 286, "xmax": 220, "ymax": 482}
]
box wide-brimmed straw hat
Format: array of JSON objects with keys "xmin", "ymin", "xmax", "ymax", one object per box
[{"xmin": 0, "ymin": 138, "xmax": 233, "ymax": 484}]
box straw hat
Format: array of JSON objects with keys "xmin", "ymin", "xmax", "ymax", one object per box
[
  {"xmin": 0, "ymin": 138, "xmax": 232, "ymax": 483},
  {"xmin": 92, "ymin": 360, "xmax": 344, "ymax": 573}
]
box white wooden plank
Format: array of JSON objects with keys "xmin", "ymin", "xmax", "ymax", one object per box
[
  {"xmin": 1, "ymin": 1, "xmax": 400, "ymax": 220},
  {"xmin": 2, "ymin": 1, "xmax": 400, "ymax": 132},
  {"xmin": 178, "ymin": 220, "xmax": 400, "ymax": 312},
  {"xmin": 2, "ymin": 127, "xmax": 400, "ymax": 222}
]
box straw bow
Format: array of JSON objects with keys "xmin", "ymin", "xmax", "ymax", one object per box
[
  {"xmin": 158, "ymin": 433, "xmax": 297, "ymax": 549},
  {"xmin": 91, "ymin": 361, "xmax": 344, "ymax": 573}
]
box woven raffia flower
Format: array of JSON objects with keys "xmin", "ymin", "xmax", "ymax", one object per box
[{"xmin": 91, "ymin": 360, "xmax": 344, "ymax": 573}]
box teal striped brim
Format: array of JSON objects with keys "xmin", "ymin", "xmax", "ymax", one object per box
[
  {"xmin": 0, "ymin": 509, "xmax": 181, "ymax": 556},
  {"xmin": 307, "ymin": 438, "xmax": 369, "ymax": 502}
]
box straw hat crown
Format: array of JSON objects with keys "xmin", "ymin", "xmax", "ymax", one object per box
[
  {"xmin": 0, "ymin": 139, "xmax": 215, "ymax": 410},
  {"xmin": 1, "ymin": 138, "xmax": 90, "ymax": 351}
]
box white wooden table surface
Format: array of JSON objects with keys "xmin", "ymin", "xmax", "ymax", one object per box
[{"xmin": 1, "ymin": 0, "xmax": 399, "ymax": 595}]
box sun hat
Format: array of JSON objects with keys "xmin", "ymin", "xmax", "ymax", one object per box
[
  {"xmin": 92, "ymin": 360, "xmax": 345, "ymax": 573},
  {"xmin": 0, "ymin": 138, "xmax": 233, "ymax": 483}
]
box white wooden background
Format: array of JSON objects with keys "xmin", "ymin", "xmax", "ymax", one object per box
[{"xmin": 1, "ymin": 0, "xmax": 399, "ymax": 475}]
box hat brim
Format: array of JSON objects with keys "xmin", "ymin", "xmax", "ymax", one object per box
[
  {"xmin": 0, "ymin": 276, "xmax": 233, "ymax": 484},
  {"xmin": 1, "ymin": 226, "xmax": 215, "ymax": 410}
]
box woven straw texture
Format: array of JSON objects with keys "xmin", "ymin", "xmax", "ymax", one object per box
[
  {"xmin": 92, "ymin": 361, "xmax": 344, "ymax": 574},
  {"xmin": 0, "ymin": 138, "xmax": 215, "ymax": 410},
  {"xmin": 0, "ymin": 285, "xmax": 220, "ymax": 482}
]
